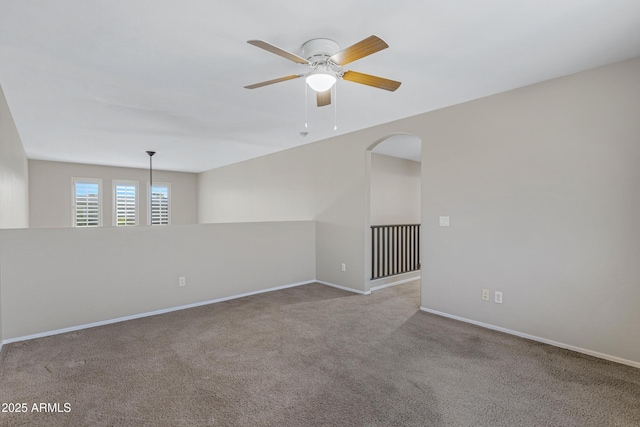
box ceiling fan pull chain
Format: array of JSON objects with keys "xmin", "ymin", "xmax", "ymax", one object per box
[
  {"xmin": 334, "ymin": 83, "xmax": 338, "ymax": 131},
  {"xmin": 305, "ymin": 81, "xmax": 309, "ymax": 129}
]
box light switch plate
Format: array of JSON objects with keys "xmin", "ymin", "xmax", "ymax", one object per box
[
  {"xmin": 494, "ymin": 291, "xmax": 503, "ymax": 304},
  {"xmin": 439, "ymin": 216, "xmax": 450, "ymax": 227}
]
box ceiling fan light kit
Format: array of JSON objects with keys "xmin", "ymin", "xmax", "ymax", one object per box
[
  {"xmin": 245, "ymin": 35, "xmax": 401, "ymax": 108},
  {"xmin": 306, "ymin": 69, "xmax": 336, "ymax": 92}
]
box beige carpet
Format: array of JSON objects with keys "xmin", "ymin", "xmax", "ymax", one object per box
[{"xmin": 0, "ymin": 281, "xmax": 638, "ymax": 426}]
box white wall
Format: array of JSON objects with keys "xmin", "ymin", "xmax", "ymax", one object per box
[
  {"xmin": 0, "ymin": 221, "xmax": 315, "ymax": 340},
  {"xmin": 29, "ymin": 160, "xmax": 198, "ymax": 228},
  {"xmin": 198, "ymin": 57, "xmax": 640, "ymax": 364},
  {"xmin": 370, "ymin": 153, "xmax": 420, "ymax": 225}
]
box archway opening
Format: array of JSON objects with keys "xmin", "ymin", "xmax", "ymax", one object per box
[{"xmin": 365, "ymin": 133, "xmax": 422, "ymax": 299}]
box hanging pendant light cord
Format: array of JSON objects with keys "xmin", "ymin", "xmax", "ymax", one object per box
[
  {"xmin": 147, "ymin": 151, "xmax": 155, "ymax": 187},
  {"xmin": 146, "ymin": 151, "xmax": 155, "ymax": 224}
]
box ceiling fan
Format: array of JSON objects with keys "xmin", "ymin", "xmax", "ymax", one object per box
[{"xmin": 244, "ymin": 35, "xmax": 401, "ymax": 107}]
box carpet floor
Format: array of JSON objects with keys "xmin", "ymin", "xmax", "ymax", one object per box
[{"xmin": 0, "ymin": 281, "xmax": 638, "ymax": 426}]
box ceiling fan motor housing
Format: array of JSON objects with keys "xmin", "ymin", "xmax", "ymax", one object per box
[{"xmin": 302, "ymin": 38, "xmax": 340, "ymax": 63}]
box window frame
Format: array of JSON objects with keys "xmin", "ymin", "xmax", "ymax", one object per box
[
  {"xmin": 112, "ymin": 180, "xmax": 139, "ymax": 226},
  {"xmin": 72, "ymin": 177, "xmax": 103, "ymax": 227},
  {"xmin": 147, "ymin": 181, "xmax": 171, "ymax": 225}
]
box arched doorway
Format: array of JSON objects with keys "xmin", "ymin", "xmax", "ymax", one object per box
[{"xmin": 364, "ymin": 134, "xmax": 422, "ymax": 297}]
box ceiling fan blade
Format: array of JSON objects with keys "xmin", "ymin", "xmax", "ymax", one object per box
[
  {"xmin": 244, "ymin": 74, "xmax": 303, "ymax": 89},
  {"xmin": 342, "ymin": 70, "xmax": 401, "ymax": 92},
  {"xmin": 247, "ymin": 40, "xmax": 309, "ymax": 65},
  {"xmin": 328, "ymin": 35, "xmax": 389, "ymax": 66},
  {"xmin": 316, "ymin": 90, "xmax": 331, "ymax": 107}
]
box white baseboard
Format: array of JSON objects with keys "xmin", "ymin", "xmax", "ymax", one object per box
[
  {"xmin": 370, "ymin": 275, "xmax": 421, "ymax": 292},
  {"xmin": 2, "ymin": 280, "xmax": 316, "ymax": 346},
  {"xmin": 316, "ymin": 280, "xmax": 371, "ymax": 295},
  {"xmin": 420, "ymin": 307, "xmax": 640, "ymax": 369}
]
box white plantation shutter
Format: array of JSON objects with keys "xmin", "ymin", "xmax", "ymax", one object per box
[
  {"xmin": 73, "ymin": 179, "xmax": 102, "ymax": 227},
  {"xmin": 114, "ymin": 181, "xmax": 138, "ymax": 226},
  {"xmin": 150, "ymin": 183, "xmax": 170, "ymax": 225}
]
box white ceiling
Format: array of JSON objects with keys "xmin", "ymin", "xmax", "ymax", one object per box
[{"xmin": 1, "ymin": 1, "xmax": 639, "ymax": 173}]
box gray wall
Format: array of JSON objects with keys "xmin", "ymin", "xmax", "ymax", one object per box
[
  {"xmin": 0, "ymin": 83, "xmax": 30, "ymax": 350},
  {"xmin": 198, "ymin": 57, "xmax": 640, "ymax": 364},
  {"xmin": 370, "ymin": 153, "xmax": 420, "ymax": 225},
  {"xmin": 418, "ymin": 57, "xmax": 640, "ymax": 364},
  {"xmin": 198, "ymin": 137, "xmax": 372, "ymax": 291},
  {"xmin": 0, "ymin": 221, "xmax": 315, "ymax": 340},
  {"xmin": 198, "ymin": 140, "xmax": 422, "ymax": 293},
  {"xmin": 29, "ymin": 160, "xmax": 198, "ymax": 228},
  {"xmin": 0, "ymin": 85, "xmax": 29, "ymax": 229}
]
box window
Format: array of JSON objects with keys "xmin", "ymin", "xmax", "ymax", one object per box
[
  {"xmin": 113, "ymin": 180, "xmax": 138, "ymax": 226},
  {"xmin": 73, "ymin": 178, "xmax": 102, "ymax": 227},
  {"xmin": 149, "ymin": 182, "xmax": 170, "ymax": 225}
]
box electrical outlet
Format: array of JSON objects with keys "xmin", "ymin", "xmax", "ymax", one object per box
[
  {"xmin": 494, "ymin": 291, "xmax": 503, "ymax": 304},
  {"xmin": 179, "ymin": 276, "xmax": 186, "ymax": 287},
  {"xmin": 341, "ymin": 263, "xmax": 346, "ymax": 272},
  {"xmin": 482, "ymin": 289, "xmax": 490, "ymax": 301}
]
